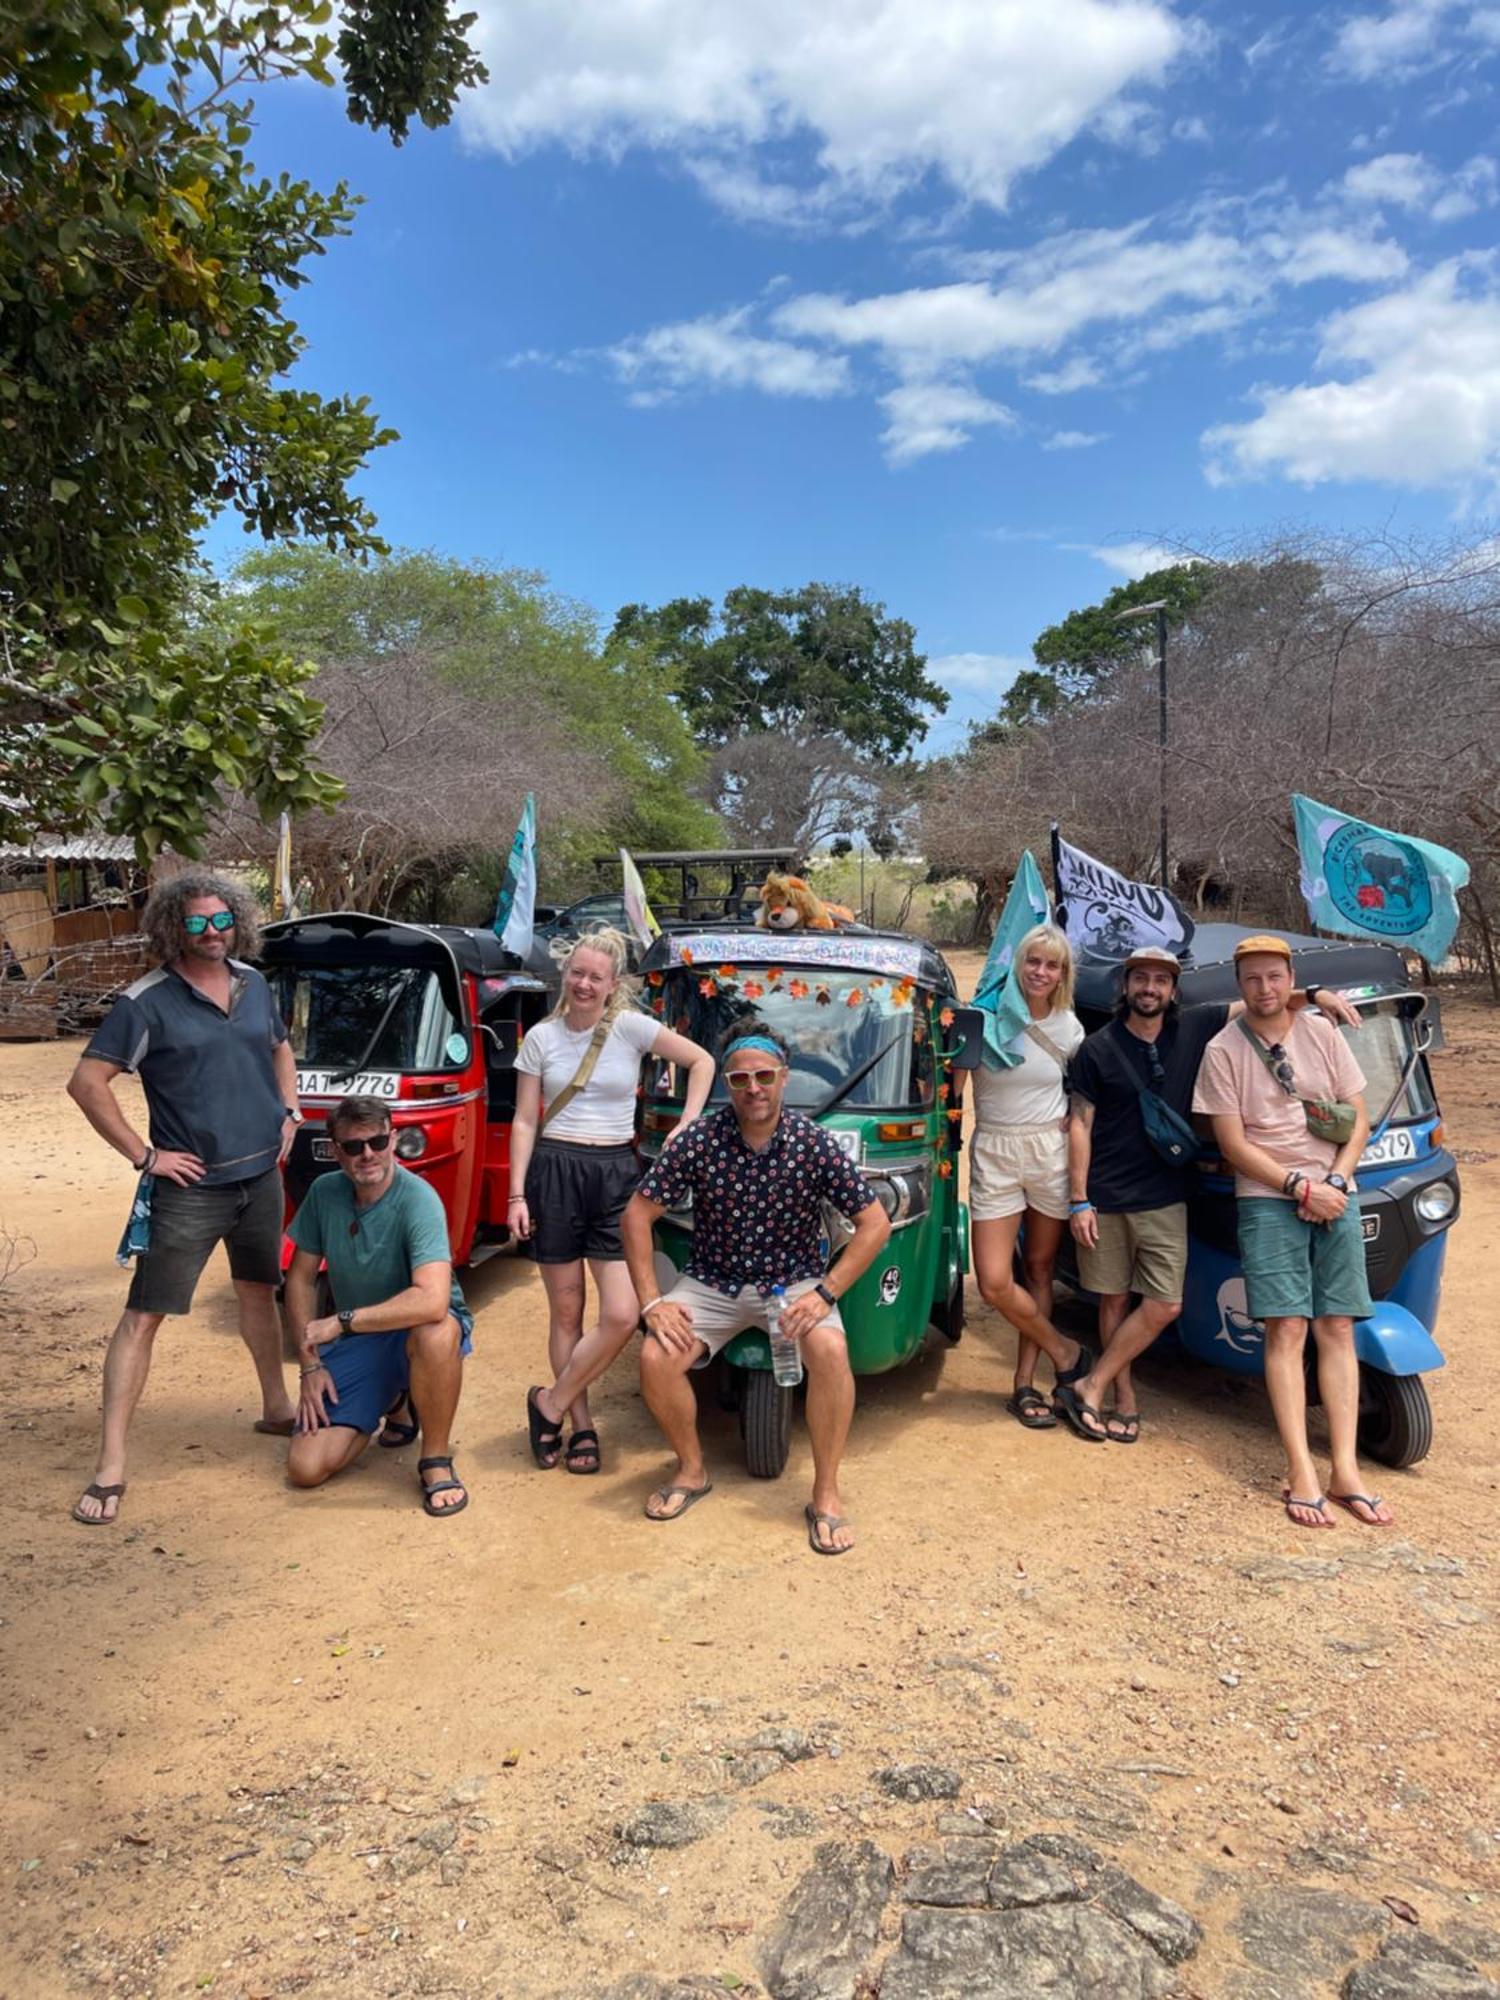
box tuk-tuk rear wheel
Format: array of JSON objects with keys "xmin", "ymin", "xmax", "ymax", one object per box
[
  {"xmin": 1357, "ymin": 1366, "xmax": 1433, "ymax": 1469},
  {"xmin": 741, "ymin": 1368, "xmax": 794, "ymax": 1479}
]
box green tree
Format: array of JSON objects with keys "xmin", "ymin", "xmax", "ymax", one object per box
[
  {"xmin": 999, "ymin": 563, "xmax": 1217, "ymax": 731},
  {"xmin": 610, "ymin": 583, "xmax": 947, "ymax": 757},
  {"xmin": 0, "ymin": 0, "xmax": 484, "ymax": 856}
]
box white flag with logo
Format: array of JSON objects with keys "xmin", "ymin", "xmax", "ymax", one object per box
[
  {"xmin": 620, "ymin": 848, "xmax": 661, "ymax": 947},
  {"xmin": 1055, "ymin": 835, "xmax": 1194, "ymax": 964}
]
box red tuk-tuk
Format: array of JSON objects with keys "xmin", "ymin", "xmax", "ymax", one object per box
[{"xmin": 258, "ymin": 911, "xmax": 553, "ymax": 1264}]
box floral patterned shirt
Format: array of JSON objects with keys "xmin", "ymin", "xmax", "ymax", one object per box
[{"xmin": 640, "ymin": 1106, "xmax": 878, "ymax": 1295}]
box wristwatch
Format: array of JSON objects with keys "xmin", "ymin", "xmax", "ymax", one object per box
[
  {"xmin": 337, "ymin": 1307, "xmax": 357, "ymax": 1333},
  {"xmin": 814, "ymin": 1282, "xmax": 837, "ymax": 1306},
  {"xmin": 1324, "ymin": 1172, "xmax": 1350, "ymax": 1193},
  {"xmin": 284, "ymin": 1106, "xmax": 305, "ymax": 1124}
]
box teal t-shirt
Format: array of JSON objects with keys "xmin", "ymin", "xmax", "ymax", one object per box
[{"xmin": 289, "ymin": 1166, "xmax": 466, "ymax": 1319}]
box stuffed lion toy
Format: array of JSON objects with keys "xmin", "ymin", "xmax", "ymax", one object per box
[{"xmin": 756, "ymin": 871, "xmax": 854, "ymax": 932}]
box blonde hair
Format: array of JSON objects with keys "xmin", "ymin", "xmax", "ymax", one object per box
[
  {"xmin": 1015, "ymin": 923, "xmax": 1075, "ymax": 1015},
  {"xmin": 546, "ymin": 925, "xmax": 640, "ymax": 1028}
]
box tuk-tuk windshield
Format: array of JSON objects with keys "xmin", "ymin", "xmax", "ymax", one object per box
[
  {"xmin": 654, "ymin": 969, "xmax": 933, "ymax": 1110},
  {"xmin": 1346, "ymin": 999, "xmax": 1435, "ymax": 1124},
  {"xmin": 269, "ymin": 965, "xmax": 466, "ymax": 1075}
]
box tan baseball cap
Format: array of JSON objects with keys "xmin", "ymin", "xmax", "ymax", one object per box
[
  {"xmin": 1233, "ymin": 933, "xmax": 1293, "ymax": 964},
  {"xmin": 1120, "ymin": 945, "xmax": 1181, "ymax": 976}
]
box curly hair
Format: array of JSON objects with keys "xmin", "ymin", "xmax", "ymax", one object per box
[
  {"xmin": 717, "ymin": 1016, "xmax": 791, "ymax": 1065},
  {"xmin": 544, "ymin": 925, "xmax": 641, "ymax": 1028},
  {"xmin": 142, "ymin": 871, "xmax": 262, "ymax": 963}
]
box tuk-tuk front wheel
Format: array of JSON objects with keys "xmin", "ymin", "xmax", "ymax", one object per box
[
  {"xmin": 1357, "ymin": 1366, "xmax": 1433, "ymax": 1469},
  {"xmin": 741, "ymin": 1368, "xmax": 794, "ymax": 1479}
]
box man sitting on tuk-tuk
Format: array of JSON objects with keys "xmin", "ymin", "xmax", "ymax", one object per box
[
  {"xmin": 1194, "ymin": 937, "xmax": 1392, "ymax": 1530},
  {"xmin": 284, "ymin": 1095, "xmax": 474, "ymax": 1517},
  {"xmin": 621, "ymin": 1022, "xmax": 890, "ymax": 1555}
]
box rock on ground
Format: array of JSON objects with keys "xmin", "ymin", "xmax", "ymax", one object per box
[
  {"xmin": 759, "ymin": 1839, "xmax": 894, "ymax": 2000},
  {"xmin": 1343, "ymin": 1928, "xmax": 1500, "ymax": 1999}
]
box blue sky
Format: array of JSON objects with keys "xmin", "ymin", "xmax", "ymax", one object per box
[{"xmin": 220, "ymin": 0, "xmax": 1500, "ymax": 753}]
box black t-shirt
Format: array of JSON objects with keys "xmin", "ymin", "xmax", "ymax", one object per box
[{"xmin": 1068, "ymin": 1004, "xmax": 1231, "ymax": 1213}]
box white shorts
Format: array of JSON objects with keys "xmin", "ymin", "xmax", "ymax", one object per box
[
  {"xmin": 969, "ymin": 1123, "xmax": 1070, "ymax": 1223},
  {"xmin": 649, "ymin": 1274, "xmax": 845, "ymax": 1368}
]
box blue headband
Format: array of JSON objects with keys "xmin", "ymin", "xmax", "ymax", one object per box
[{"xmin": 724, "ymin": 1035, "xmax": 783, "ymax": 1062}]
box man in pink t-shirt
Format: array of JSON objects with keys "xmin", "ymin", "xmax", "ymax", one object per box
[{"xmin": 1194, "ymin": 936, "xmax": 1391, "ymax": 1533}]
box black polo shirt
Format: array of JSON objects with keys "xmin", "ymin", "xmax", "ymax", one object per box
[
  {"xmin": 85, "ymin": 960, "xmax": 288, "ymax": 1185},
  {"xmin": 1068, "ymin": 1005, "xmax": 1230, "ymax": 1212}
]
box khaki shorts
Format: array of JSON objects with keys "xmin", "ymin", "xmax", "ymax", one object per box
[
  {"xmin": 650, "ymin": 1274, "xmax": 845, "ymax": 1368},
  {"xmin": 969, "ymin": 1123, "xmax": 1069, "ymax": 1222},
  {"xmin": 1076, "ymin": 1204, "xmax": 1187, "ymax": 1304}
]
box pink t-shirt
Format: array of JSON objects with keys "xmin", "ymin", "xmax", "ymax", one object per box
[{"xmin": 1193, "ymin": 1012, "xmax": 1367, "ymax": 1200}]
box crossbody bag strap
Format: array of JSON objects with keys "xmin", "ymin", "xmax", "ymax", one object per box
[
  {"xmin": 1236, "ymin": 1012, "xmax": 1294, "ymax": 1086},
  {"xmin": 1021, "ymin": 1021, "xmax": 1069, "ymax": 1072},
  {"xmin": 540, "ymin": 1015, "xmax": 613, "ymax": 1133}
]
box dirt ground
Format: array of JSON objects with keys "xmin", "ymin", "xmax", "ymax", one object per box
[{"xmin": 2, "ymin": 959, "xmax": 1497, "ymax": 1999}]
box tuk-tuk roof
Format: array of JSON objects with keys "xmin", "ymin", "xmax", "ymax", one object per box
[
  {"xmin": 1073, "ymin": 920, "xmax": 1410, "ymax": 1017},
  {"xmin": 260, "ymin": 910, "xmax": 522, "ymax": 979},
  {"xmin": 641, "ymin": 920, "xmax": 957, "ymax": 995}
]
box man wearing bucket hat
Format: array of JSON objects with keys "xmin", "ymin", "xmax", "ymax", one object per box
[
  {"xmin": 1058, "ymin": 943, "xmax": 1358, "ymax": 1445},
  {"xmin": 1193, "ymin": 936, "xmax": 1387, "ymax": 1530}
]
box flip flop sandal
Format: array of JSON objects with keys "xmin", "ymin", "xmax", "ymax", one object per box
[
  {"xmin": 1054, "ymin": 1341, "xmax": 1097, "ymax": 1391},
  {"xmin": 73, "ymin": 1481, "xmax": 126, "ymax": 1526},
  {"xmin": 526, "ymin": 1386, "xmax": 564, "ymax": 1469},
  {"xmin": 1053, "ymin": 1384, "xmax": 1108, "ymax": 1442},
  {"xmin": 417, "ymin": 1455, "xmax": 468, "ymax": 1518},
  {"xmin": 565, "ymin": 1428, "xmax": 601, "ymax": 1475},
  {"xmin": 1105, "ymin": 1412, "xmax": 1141, "ymax": 1444},
  {"xmin": 1328, "ymin": 1491, "xmax": 1392, "ymax": 1525},
  {"xmin": 1005, "ymin": 1387, "xmax": 1058, "ymax": 1430},
  {"xmin": 804, "ymin": 1504, "xmax": 855, "ymax": 1556},
  {"xmin": 1283, "ymin": 1492, "xmax": 1334, "ymax": 1529},
  {"xmin": 379, "ymin": 1392, "xmax": 420, "ymax": 1450},
  {"xmin": 645, "ymin": 1482, "xmax": 713, "ymax": 1522},
  {"xmin": 252, "ymin": 1418, "xmax": 296, "ymax": 1436}
]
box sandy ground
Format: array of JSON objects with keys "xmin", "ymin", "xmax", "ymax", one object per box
[{"xmin": 2, "ymin": 959, "xmax": 1497, "ymax": 1998}]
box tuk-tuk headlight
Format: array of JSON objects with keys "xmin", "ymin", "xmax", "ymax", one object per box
[
  {"xmin": 394, "ymin": 1127, "xmax": 428, "ymax": 1161},
  {"xmin": 1413, "ymin": 1179, "xmax": 1457, "ymax": 1227}
]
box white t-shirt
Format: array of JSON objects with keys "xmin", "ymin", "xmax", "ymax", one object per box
[
  {"xmin": 971, "ymin": 1010, "xmax": 1084, "ymax": 1130},
  {"xmin": 515, "ymin": 1009, "xmax": 661, "ymax": 1141}
]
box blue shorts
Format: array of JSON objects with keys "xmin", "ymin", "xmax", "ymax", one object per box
[
  {"xmin": 1237, "ymin": 1199, "xmax": 1373, "ymax": 1323},
  {"xmin": 321, "ymin": 1304, "xmax": 474, "ymax": 1435}
]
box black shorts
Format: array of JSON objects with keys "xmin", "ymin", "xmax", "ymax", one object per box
[
  {"xmin": 525, "ymin": 1139, "xmax": 639, "ymax": 1264},
  {"xmin": 126, "ymin": 1168, "xmax": 284, "ymax": 1316}
]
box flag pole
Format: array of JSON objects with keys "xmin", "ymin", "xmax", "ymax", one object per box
[{"xmin": 1049, "ymin": 821, "xmax": 1063, "ymax": 921}]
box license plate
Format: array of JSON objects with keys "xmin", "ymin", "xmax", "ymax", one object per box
[
  {"xmin": 1361, "ymin": 1213, "xmax": 1381, "ymax": 1242},
  {"xmin": 312, "ymin": 1136, "xmax": 336, "ymax": 1162},
  {"xmin": 296, "ymin": 1069, "xmax": 400, "ymax": 1099},
  {"xmin": 1361, "ymin": 1127, "xmax": 1417, "ymax": 1168}
]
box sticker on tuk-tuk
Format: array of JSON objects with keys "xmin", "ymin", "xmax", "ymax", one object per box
[
  {"xmin": 296, "ymin": 1069, "xmax": 400, "ymax": 1099},
  {"xmin": 826, "ymin": 1129, "xmax": 862, "ymax": 1164},
  {"xmin": 1361, "ymin": 1128, "xmax": 1417, "ymax": 1168},
  {"xmin": 878, "ymin": 1265, "xmax": 902, "ymax": 1306}
]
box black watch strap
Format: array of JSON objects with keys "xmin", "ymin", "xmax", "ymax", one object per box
[
  {"xmin": 814, "ymin": 1281, "xmax": 837, "ymax": 1306},
  {"xmin": 337, "ymin": 1307, "xmax": 356, "ymax": 1332}
]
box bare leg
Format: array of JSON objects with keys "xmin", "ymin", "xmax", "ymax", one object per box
[
  {"xmin": 543, "ymin": 1258, "xmax": 642, "ymax": 1446},
  {"xmin": 233, "ymin": 1279, "xmax": 296, "ymax": 1425},
  {"xmin": 533, "ymin": 1262, "xmax": 586, "ymax": 1432},
  {"xmin": 972, "ymin": 1214, "xmax": 1085, "ymax": 1379},
  {"xmin": 1316, "ymin": 1315, "xmax": 1394, "ymax": 1523},
  {"xmin": 639, "ymin": 1334, "xmax": 710, "ymax": 1517},
  {"xmin": 1261, "ymin": 1314, "xmax": 1331, "ymax": 1526},
  {"xmin": 1070, "ymin": 1297, "xmax": 1179, "ymax": 1440},
  {"xmin": 1096, "ymin": 1290, "xmax": 1136, "ymax": 1417},
  {"xmin": 1019, "ymin": 1212, "xmax": 1064, "ymax": 1391},
  {"xmin": 73, "ymin": 1307, "xmax": 165, "ymax": 1520},
  {"xmin": 408, "ymin": 1314, "xmax": 467, "ymax": 1511},
  {"xmin": 287, "ymin": 1423, "xmax": 371, "ymax": 1487},
  {"xmin": 802, "ymin": 1322, "xmax": 856, "ymax": 1552}
]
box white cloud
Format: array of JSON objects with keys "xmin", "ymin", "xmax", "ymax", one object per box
[
  {"xmin": 1080, "ymin": 540, "xmax": 1187, "ymax": 577},
  {"xmin": 1342, "ymin": 151, "xmax": 1439, "ymax": 208},
  {"xmin": 879, "ymin": 382, "xmax": 1017, "ymax": 464},
  {"xmin": 1043, "ymin": 429, "xmax": 1109, "ymax": 449},
  {"xmin": 1203, "ymin": 259, "xmax": 1500, "ymax": 491},
  {"xmin": 458, "ymin": 0, "xmax": 1185, "ymax": 216},
  {"xmin": 1024, "ymin": 356, "xmax": 1106, "ymax": 394},
  {"xmin": 1328, "ymin": 0, "xmax": 1456, "ymax": 80},
  {"xmin": 605, "ymin": 309, "xmax": 852, "ymax": 402},
  {"xmin": 928, "ymin": 651, "xmax": 1030, "ymax": 692}
]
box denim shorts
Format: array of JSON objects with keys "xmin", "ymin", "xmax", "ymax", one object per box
[
  {"xmin": 1237, "ymin": 1197, "xmax": 1374, "ymax": 1322},
  {"xmin": 320, "ymin": 1303, "xmax": 475, "ymax": 1435},
  {"xmin": 126, "ymin": 1169, "xmax": 284, "ymax": 1315}
]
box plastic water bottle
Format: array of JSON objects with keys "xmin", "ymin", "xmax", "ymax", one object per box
[{"xmin": 767, "ymin": 1284, "xmax": 803, "ymax": 1388}]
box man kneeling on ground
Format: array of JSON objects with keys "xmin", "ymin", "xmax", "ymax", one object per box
[
  {"xmin": 285, "ymin": 1095, "xmax": 473, "ymax": 1516},
  {"xmin": 621, "ymin": 1020, "xmax": 890, "ymax": 1555}
]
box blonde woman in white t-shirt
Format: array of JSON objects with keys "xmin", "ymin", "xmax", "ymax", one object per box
[
  {"xmin": 968, "ymin": 925, "xmax": 1096, "ymax": 1430},
  {"xmin": 513, "ymin": 929, "xmax": 713, "ymax": 1473}
]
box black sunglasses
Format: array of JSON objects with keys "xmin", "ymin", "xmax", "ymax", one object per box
[
  {"xmin": 335, "ymin": 1132, "xmax": 392, "ymax": 1157},
  {"xmin": 183, "ymin": 911, "xmax": 235, "ymax": 935},
  {"xmin": 1266, "ymin": 1043, "xmax": 1299, "ymax": 1096}
]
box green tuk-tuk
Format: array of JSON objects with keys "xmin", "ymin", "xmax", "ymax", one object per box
[{"xmin": 636, "ymin": 922, "xmax": 982, "ymax": 1476}]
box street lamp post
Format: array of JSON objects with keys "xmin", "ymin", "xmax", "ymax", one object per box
[{"xmin": 1115, "ymin": 599, "xmax": 1170, "ymax": 889}]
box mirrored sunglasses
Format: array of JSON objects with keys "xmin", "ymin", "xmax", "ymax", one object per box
[
  {"xmin": 725, "ymin": 1067, "xmax": 782, "ymax": 1091},
  {"xmin": 183, "ymin": 910, "xmax": 235, "ymax": 934}
]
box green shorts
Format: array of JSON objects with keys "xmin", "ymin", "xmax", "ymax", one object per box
[
  {"xmin": 1236, "ymin": 1197, "xmax": 1373, "ymax": 1322},
  {"xmin": 1076, "ymin": 1204, "xmax": 1187, "ymax": 1304}
]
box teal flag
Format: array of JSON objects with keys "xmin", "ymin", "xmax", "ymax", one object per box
[
  {"xmin": 492, "ymin": 792, "xmax": 537, "ymax": 956},
  {"xmin": 1293, "ymin": 794, "xmax": 1468, "ymax": 966},
  {"xmin": 973, "ymin": 850, "xmax": 1052, "ymax": 1069}
]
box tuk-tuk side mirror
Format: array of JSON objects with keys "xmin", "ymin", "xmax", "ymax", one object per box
[{"xmin": 938, "ymin": 1006, "xmax": 987, "ymax": 1070}]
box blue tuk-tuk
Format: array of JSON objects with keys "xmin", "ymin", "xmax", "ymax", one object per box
[{"xmin": 1071, "ymin": 923, "xmax": 1459, "ymax": 1467}]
